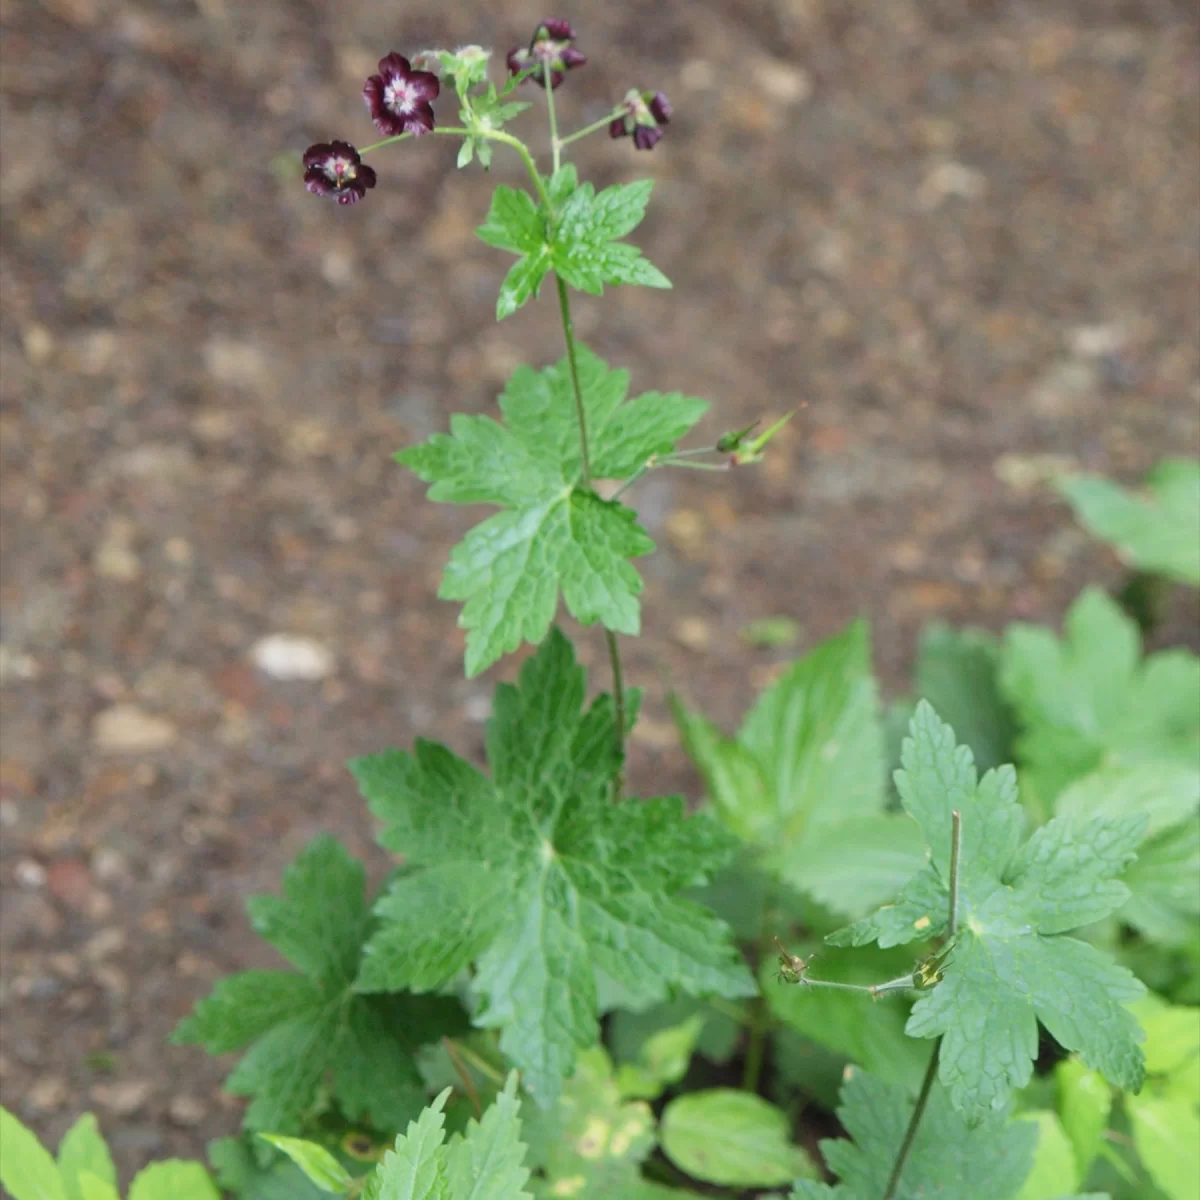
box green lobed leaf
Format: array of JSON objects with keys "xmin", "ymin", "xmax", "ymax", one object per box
[
  {"xmin": 444, "ymin": 1073, "xmax": 531, "ymax": 1200},
  {"xmin": 257, "ymin": 1138, "xmax": 352, "ymax": 1195},
  {"xmin": 674, "ymin": 621, "xmax": 926, "ymax": 917},
  {"xmin": 550, "ymin": 179, "xmax": 671, "ymax": 295},
  {"xmin": 659, "ymin": 1089, "xmax": 815, "ymax": 1187},
  {"xmin": 1000, "ymin": 588, "xmax": 1200, "ymax": 805},
  {"xmin": 374, "ymin": 1090, "xmax": 451, "ymax": 1200},
  {"xmin": 0, "ymin": 1106, "xmax": 67, "ymax": 1200},
  {"xmin": 398, "ymin": 348, "xmax": 706, "ymax": 676},
  {"xmin": 791, "ymin": 1069, "xmax": 1038, "ymax": 1200},
  {"xmin": 171, "ymin": 837, "xmax": 451, "ymax": 1135},
  {"xmin": 475, "ymin": 186, "xmax": 550, "ymax": 318},
  {"xmin": 1056, "ymin": 458, "xmax": 1200, "ymax": 585},
  {"xmin": 57, "ymin": 1115, "xmax": 117, "ymax": 1200},
  {"xmin": 125, "ymin": 1162, "xmax": 220, "ymax": 1200},
  {"xmin": 829, "ymin": 703, "xmax": 1146, "ymax": 1123},
  {"xmin": 352, "ymin": 630, "xmax": 753, "ymax": 1105}
]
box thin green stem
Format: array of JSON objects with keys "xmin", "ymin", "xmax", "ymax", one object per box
[
  {"xmin": 882, "ymin": 810, "xmax": 963, "ymax": 1200},
  {"xmin": 743, "ymin": 885, "xmax": 780, "ymax": 1093},
  {"xmin": 883, "ymin": 1042, "xmax": 941, "ymax": 1200},
  {"xmin": 545, "ymin": 80, "xmax": 561, "ymax": 175},
  {"xmin": 554, "ymin": 273, "xmax": 629, "ymax": 794},
  {"xmin": 358, "ymin": 127, "xmax": 550, "ymax": 208},
  {"xmin": 555, "ymin": 275, "xmax": 592, "ymax": 488},
  {"xmin": 606, "ymin": 629, "xmax": 626, "ymax": 800},
  {"xmin": 657, "ymin": 459, "xmax": 731, "ymax": 472},
  {"xmin": 609, "ymin": 462, "xmax": 652, "ymax": 502},
  {"xmin": 947, "ymin": 809, "xmax": 963, "ymax": 938},
  {"xmin": 556, "ymin": 108, "xmax": 624, "ymax": 149}
]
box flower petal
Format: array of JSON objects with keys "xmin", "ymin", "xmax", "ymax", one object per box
[{"xmin": 377, "ymin": 52, "xmax": 413, "ymax": 83}]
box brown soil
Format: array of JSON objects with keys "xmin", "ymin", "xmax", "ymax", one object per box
[{"xmin": 2, "ymin": 0, "xmax": 1197, "ymax": 1179}]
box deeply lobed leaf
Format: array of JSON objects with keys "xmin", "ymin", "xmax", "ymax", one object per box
[
  {"xmin": 789, "ymin": 1070, "xmax": 1037, "ymax": 1200},
  {"xmin": 829, "ymin": 703, "xmax": 1147, "ymax": 1123},
  {"xmin": 398, "ymin": 348, "xmax": 706, "ymax": 676},
  {"xmin": 172, "ymin": 837, "xmax": 457, "ymax": 1134},
  {"xmin": 351, "ymin": 630, "xmax": 753, "ymax": 1105}
]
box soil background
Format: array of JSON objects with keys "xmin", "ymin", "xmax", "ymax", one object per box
[{"xmin": 2, "ymin": 0, "xmax": 1198, "ymax": 1180}]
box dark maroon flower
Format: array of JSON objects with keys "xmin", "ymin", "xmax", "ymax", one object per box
[
  {"xmin": 610, "ymin": 89, "xmax": 671, "ymax": 150},
  {"xmin": 506, "ymin": 19, "xmax": 586, "ymax": 90},
  {"xmin": 363, "ymin": 52, "xmax": 440, "ymax": 137},
  {"xmin": 303, "ymin": 141, "xmax": 377, "ymax": 205}
]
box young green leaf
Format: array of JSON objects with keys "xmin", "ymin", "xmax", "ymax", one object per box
[
  {"xmin": 1000, "ymin": 588, "xmax": 1200, "ymax": 805},
  {"xmin": 0, "ymin": 1106, "xmax": 68, "ymax": 1200},
  {"xmin": 444, "ymin": 1074, "xmax": 531, "ymax": 1200},
  {"xmin": 673, "ymin": 621, "xmax": 926, "ymax": 916},
  {"xmin": 1054, "ymin": 1059, "xmax": 1112, "ymax": 1182},
  {"xmin": 660, "ymin": 1090, "xmax": 816, "ymax": 1188},
  {"xmin": 398, "ymin": 349, "xmax": 707, "ymax": 676},
  {"xmin": 125, "ymin": 1162, "xmax": 219, "ymax": 1200},
  {"xmin": 1011, "ymin": 1112, "xmax": 1080, "ymax": 1200},
  {"xmin": 374, "ymin": 1090, "xmax": 452, "ymax": 1199},
  {"xmin": 351, "ymin": 630, "xmax": 753, "ymax": 1104},
  {"xmin": 1122, "ymin": 992, "xmax": 1200, "ymax": 1200},
  {"xmin": 830, "ymin": 702, "xmax": 1147, "ymax": 1123},
  {"xmin": 521, "ymin": 1047, "xmax": 656, "ymax": 1196},
  {"xmin": 372, "ymin": 1076, "xmax": 531, "ymax": 1200},
  {"xmin": 171, "ymin": 836, "xmax": 460, "ymax": 1134},
  {"xmin": 613, "ymin": 1014, "xmax": 705, "ymax": 1101},
  {"xmin": 475, "ymin": 186, "xmax": 552, "ymax": 319},
  {"xmin": 58, "ymin": 1115, "xmax": 118, "ymax": 1200},
  {"xmin": 790, "ymin": 1070, "xmax": 1038, "ymax": 1200},
  {"xmin": 1055, "ymin": 765, "xmax": 1200, "ymax": 947},
  {"xmin": 1056, "ymin": 458, "xmax": 1200, "ymax": 585},
  {"xmin": 550, "ymin": 179, "xmax": 671, "ymax": 295},
  {"xmin": 1125, "ymin": 1095, "xmax": 1198, "ymax": 1200},
  {"xmin": 256, "ymin": 1138, "xmax": 352, "ymax": 1195}
]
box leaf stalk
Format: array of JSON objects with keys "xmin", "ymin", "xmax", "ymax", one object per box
[{"xmin": 882, "ymin": 809, "xmax": 962, "ymax": 1200}]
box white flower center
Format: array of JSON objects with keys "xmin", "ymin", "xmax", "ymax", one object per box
[{"xmin": 384, "ymin": 80, "xmax": 416, "ymax": 114}]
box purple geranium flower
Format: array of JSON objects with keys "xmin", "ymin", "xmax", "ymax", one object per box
[
  {"xmin": 363, "ymin": 52, "xmax": 440, "ymax": 137},
  {"xmin": 610, "ymin": 89, "xmax": 671, "ymax": 150},
  {"xmin": 506, "ymin": 19, "xmax": 586, "ymax": 90},
  {"xmin": 303, "ymin": 141, "xmax": 377, "ymax": 205}
]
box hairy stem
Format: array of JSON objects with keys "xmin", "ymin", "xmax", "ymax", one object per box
[
  {"xmin": 554, "ymin": 273, "xmax": 627, "ymax": 796},
  {"xmin": 883, "ymin": 810, "xmax": 963, "ymax": 1200},
  {"xmin": 359, "ymin": 127, "xmax": 551, "ymax": 207},
  {"xmin": 545, "ymin": 79, "xmax": 561, "ymax": 175},
  {"xmin": 883, "ymin": 1042, "xmax": 941, "ymax": 1200},
  {"xmin": 556, "ymin": 108, "xmax": 624, "ymax": 149},
  {"xmin": 555, "ymin": 274, "xmax": 592, "ymax": 487}
]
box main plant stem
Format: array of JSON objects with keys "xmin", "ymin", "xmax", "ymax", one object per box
[
  {"xmin": 882, "ymin": 810, "xmax": 963, "ymax": 1200},
  {"xmin": 555, "ymin": 270, "xmax": 626, "ymax": 799}
]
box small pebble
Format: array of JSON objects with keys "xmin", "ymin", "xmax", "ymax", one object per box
[
  {"xmin": 92, "ymin": 705, "xmax": 178, "ymax": 753},
  {"xmin": 92, "ymin": 1079, "xmax": 153, "ymax": 1116},
  {"xmin": 251, "ymin": 634, "xmax": 335, "ymax": 681},
  {"xmin": 168, "ymin": 1094, "xmax": 208, "ymax": 1127}
]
